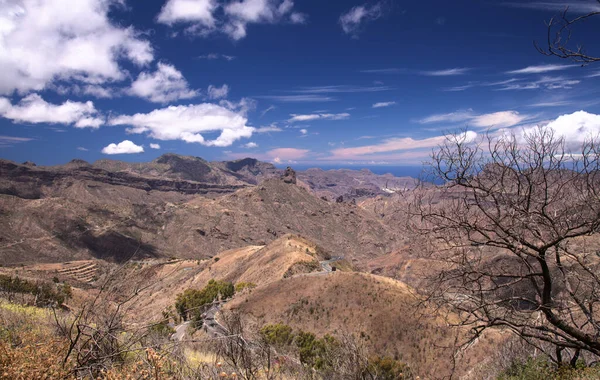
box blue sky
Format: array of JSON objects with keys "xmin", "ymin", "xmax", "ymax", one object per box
[{"xmin": 1, "ymin": 0, "xmax": 599, "ymax": 167}]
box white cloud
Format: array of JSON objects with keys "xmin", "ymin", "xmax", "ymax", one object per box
[
  {"xmin": 471, "ymin": 111, "xmax": 528, "ymax": 128},
  {"xmin": 497, "ymin": 76, "xmax": 580, "ymax": 91},
  {"xmin": 506, "ymin": 64, "xmax": 577, "ymax": 74},
  {"xmin": 129, "ymin": 63, "xmax": 198, "ymax": 103},
  {"xmin": 243, "ymin": 142, "xmax": 258, "ymax": 148},
  {"xmin": 360, "ymin": 68, "xmax": 406, "ymax": 74},
  {"xmin": 418, "ymin": 109, "xmax": 530, "ymax": 129},
  {"xmin": 0, "ymin": 94, "xmax": 103, "ymax": 128},
  {"xmin": 255, "ymin": 125, "xmax": 282, "ymax": 133},
  {"xmin": 418, "ymin": 110, "xmax": 475, "ymax": 124},
  {"xmin": 0, "ymin": 135, "xmax": 33, "ymax": 147},
  {"xmin": 373, "ymin": 101, "xmax": 396, "ymax": 108},
  {"xmin": 102, "ymin": 140, "xmax": 145, "ymax": 155},
  {"xmin": 327, "ymin": 131, "xmax": 477, "ymax": 161},
  {"xmin": 0, "ymin": 0, "xmax": 153, "ymax": 95},
  {"xmin": 207, "ymin": 84, "xmax": 230, "ymax": 100},
  {"xmin": 258, "ymin": 95, "xmax": 336, "ymax": 102},
  {"xmin": 504, "ymin": 1, "xmax": 600, "ymax": 14},
  {"xmin": 109, "ymin": 102, "xmax": 254, "ymax": 147},
  {"xmin": 290, "ymin": 12, "xmax": 307, "ymax": 24},
  {"xmin": 77, "ymin": 146, "xmax": 89, "ymax": 151},
  {"xmin": 150, "ymin": 143, "xmax": 161, "ymax": 149},
  {"xmin": 288, "ymin": 113, "xmax": 350, "ymax": 122},
  {"xmin": 588, "ymin": 71, "xmax": 600, "ymax": 78},
  {"xmin": 81, "ymin": 85, "xmax": 115, "ymax": 99},
  {"xmin": 295, "ymin": 85, "xmax": 392, "ymax": 94},
  {"xmin": 522, "ymin": 111, "xmax": 600, "ymax": 144},
  {"xmin": 75, "ymin": 117, "xmax": 104, "ymax": 128},
  {"xmin": 339, "ymin": 2, "xmax": 383, "ymax": 37},
  {"xmin": 421, "ymin": 68, "xmax": 471, "ymax": 76},
  {"xmin": 157, "ymin": 0, "xmax": 217, "ymax": 28},
  {"xmin": 528, "ymin": 100, "xmax": 572, "ymax": 107},
  {"xmin": 299, "ymin": 128, "xmax": 308, "ymax": 135},
  {"xmin": 268, "ymin": 147, "xmax": 309, "ymax": 162},
  {"xmin": 260, "ymin": 105, "xmax": 276, "ymax": 117},
  {"xmin": 197, "ymin": 53, "xmax": 236, "ymax": 61},
  {"xmin": 157, "ymin": 0, "xmax": 305, "ymax": 40}
]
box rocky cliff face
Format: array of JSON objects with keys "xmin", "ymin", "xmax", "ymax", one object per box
[{"xmin": 0, "ymin": 159, "xmax": 247, "ymax": 199}]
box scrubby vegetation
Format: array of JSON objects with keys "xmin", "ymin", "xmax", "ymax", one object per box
[
  {"xmin": 234, "ymin": 282, "xmax": 257, "ymax": 292},
  {"xmin": 175, "ymin": 279, "xmax": 234, "ymax": 324},
  {"xmin": 498, "ymin": 356, "xmax": 600, "ymax": 380},
  {"xmin": 0, "ymin": 274, "xmax": 71, "ymax": 307},
  {"xmin": 258, "ymin": 323, "xmax": 412, "ymax": 378}
]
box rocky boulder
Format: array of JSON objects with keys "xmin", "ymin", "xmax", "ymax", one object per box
[{"xmin": 281, "ymin": 166, "xmax": 297, "ymax": 184}]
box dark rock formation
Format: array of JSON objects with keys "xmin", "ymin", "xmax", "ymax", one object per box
[
  {"xmin": 282, "ymin": 166, "xmax": 297, "ymax": 184},
  {"xmin": 336, "ymin": 195, "xmax": 344, "ymax": 203}
]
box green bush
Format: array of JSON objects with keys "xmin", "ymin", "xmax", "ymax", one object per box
[
  {"xmin": 0, "ymin": 274, "xmax": 67, "ymax": 307},
  {"xmin": 148, "ymin": 321, "xmax": 175, "ymax": 336},
  {"xmin": 295, "ymin": 331, "xmax": 337, "ymax": 370},
  {"xmin": 175, "ymin": 279, "xmax": 234, "ymax": 322},
  {"xmin": 260, "ymin": 323, "xmax": 294, "ymax": 347},
  {"xmin": 234, "ymin": 282, "xmax": 257, "ymax": 292},
  {"xmin": 366, "ymin": 356, "xmax": 411, "ymax": 379}
]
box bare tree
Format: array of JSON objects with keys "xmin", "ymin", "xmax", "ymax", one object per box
[
  {"xmin": 411, "ymin": 128, "xmax": 600, "ymax": 366},
  {"xmin": 536, "ymin": 1, "xmax": 600, "ymax": 64}
]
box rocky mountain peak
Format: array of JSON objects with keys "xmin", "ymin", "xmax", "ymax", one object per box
[{"xmin": 281, "ymin": 166, "xmax": 297, "ymax": 184}]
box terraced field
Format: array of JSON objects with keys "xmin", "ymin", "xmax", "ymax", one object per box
[{"xmin": 56, "ymin": 261, "xmax": 98, "ymax": 284}]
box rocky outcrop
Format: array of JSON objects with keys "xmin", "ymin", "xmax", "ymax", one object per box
[
  {"xmin": 281, "ymin": 167, "xmax": 297, "ymax": 184},
  {"xmin": 0, "ymin": 160, "xmax": 246, "ymax": 198}
]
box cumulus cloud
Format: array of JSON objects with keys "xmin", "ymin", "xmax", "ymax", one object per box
[
  {"xmin": 506, "ymin": 64, "xmax": 577, "ymax": 75},
  {"xmin": 109, "ymin": 102, "xmax": 254, "ymax": 147},
  {"xmin": 150, "ymin": 143, "xmax": 161, "ymax": 149},
  {"xmin": 0, "ymin": 0, "xmax": 153, "ymax": 95},
  {"xmin": 207, "ymin": 84, "xmax": 230, "ymax": 100},
  {"xmin": 373, "ymin": 101, "xmax": 396, "ymax": 108},
  {"xmin": 521, "ymin": 111, "xmax": 600, "ymax": 144},
  {"xmin": 157, "ymin": 0, "xmax": 306, "ymax": 40},
  {"xmin": 243, "ymin": 142, "xmax": 258, "ymax": 148},
  {"xmin": 418, "ymin": 109, "xmax": 531, "ymax": 129},
  {"xmin": 157, "ymin": 0, "xmax": 217, "ymax": 27},
  {"xmin": 339, "ymin": 2, "xmax": 383, "ymax": 37},
  {"xmin": 288, "ymin": 113, "xmax": 350, "ymax": 122},
  {"xmin": 129, "ymin": 63, "xmax": 199, "ymax": 103},
  {"xmin": 102, "ymin": 140, "xmax": 145, "ymax": 155},
  {"xmin": 299, "ymin": 128, "xmax": 308, "ymax": 135},
  {"xmin": 0, "ymin": 94, "xmax": 103, "ymax": 128}
]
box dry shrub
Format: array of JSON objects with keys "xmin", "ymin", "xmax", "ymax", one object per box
[{"xmin": 0, "ymin": 302, "xmax": 74, "ymax": 379}]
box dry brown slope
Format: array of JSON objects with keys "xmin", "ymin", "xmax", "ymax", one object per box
[
  {"xmin": 225, "ymin": 271, "xmax": 490, "ymax": 379},
  {"xmin": 121, "ymin": 235, "xmax": 325, "ymax": 322},
  {"xmin": 168, "ymin": 178, "xmax": 403, "ymax": 266}
]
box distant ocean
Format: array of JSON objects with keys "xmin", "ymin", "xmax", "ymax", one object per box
[{"xmin": 278, "ymin": 165, "xmax": 427, "ymax": 179}]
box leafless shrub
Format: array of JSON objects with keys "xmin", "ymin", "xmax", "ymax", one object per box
[{"xmin": 411, "ymin": 127, "xmax": 600, "ymax": 366}]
